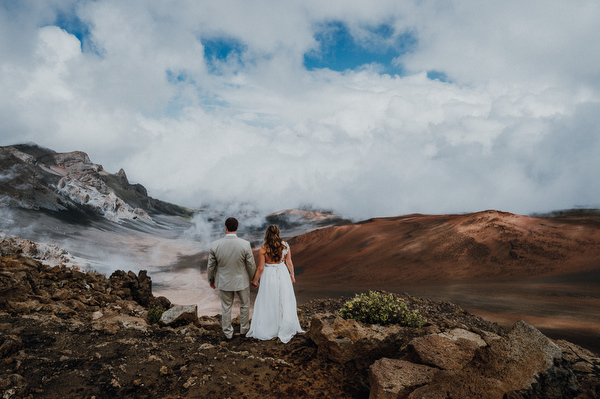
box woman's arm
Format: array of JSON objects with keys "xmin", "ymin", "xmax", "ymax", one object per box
[
  {"xmin": 251, "ymin": 247, "xmax": 266, "ymax": 288},
  {"xmin": 284, "ymin": 246, "xmax": 296, "ymax": 284}
]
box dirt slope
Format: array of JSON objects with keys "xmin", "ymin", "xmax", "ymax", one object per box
[{"xmin": 289, "ymin": 210, "xmax": 600, "ymax": 288}]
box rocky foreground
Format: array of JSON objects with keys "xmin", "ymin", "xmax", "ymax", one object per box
[{"xmin": 1, "ymin": 254, "xmax": 599, "ymax": 398}]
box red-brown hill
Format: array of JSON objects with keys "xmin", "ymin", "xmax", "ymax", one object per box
[{"xmin": 289, "ymin": 209, "xmax": 600, "ymax": 291}]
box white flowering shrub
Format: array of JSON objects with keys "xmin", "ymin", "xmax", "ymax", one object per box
[{"xmin": 338, "ymin": 291, "xmax": 425, "ymax": 327}]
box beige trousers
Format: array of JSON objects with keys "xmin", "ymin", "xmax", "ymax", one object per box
[{"xmin": 219, "ymin": 288, "xmax": 250, "ymax": 339}]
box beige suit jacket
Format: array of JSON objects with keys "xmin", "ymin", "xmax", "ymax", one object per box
[{"xmin": 207, "ymin": 235, "xmax": 257, "ymax": 291}]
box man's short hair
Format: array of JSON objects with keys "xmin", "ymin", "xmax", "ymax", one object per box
[{"xmin": 225, "ymin": 217, "xmax": 238, "ymax": 232}]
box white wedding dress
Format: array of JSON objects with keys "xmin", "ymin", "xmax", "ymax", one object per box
[{"xmin": 246, "ymin": 243, "xmax": 304, "ymax": 343}]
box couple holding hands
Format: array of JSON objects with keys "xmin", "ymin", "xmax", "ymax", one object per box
[{"xmin": 207, "ymin": 217, "xmax": 303, "ymax": 343}]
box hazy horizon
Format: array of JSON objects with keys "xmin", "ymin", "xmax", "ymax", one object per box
[{"xmin": 2, "ymin": 1, "xmax": 600, "ymax": 220}]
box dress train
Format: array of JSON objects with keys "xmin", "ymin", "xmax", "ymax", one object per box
[{"xmin": 246, "ymin": 262, "xmax": 303, "ymax": 343}]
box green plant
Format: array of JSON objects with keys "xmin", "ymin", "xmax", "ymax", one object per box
[
  {"xmin": 338, "ymin": 291, "xmax": 425, "ymax": 327},
  {"xmin": 147, "ymin": 306, "xmax": 165, "ymax": 324}
]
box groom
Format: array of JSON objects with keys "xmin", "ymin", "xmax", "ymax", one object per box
[{"xmin": 207, "ymin": 217, "xmax": 257, "ymax": 339}]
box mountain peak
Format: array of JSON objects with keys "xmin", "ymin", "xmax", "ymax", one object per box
[{"xmin": 0, "ymin": 144, "xmax": 191, "ymax": 224}]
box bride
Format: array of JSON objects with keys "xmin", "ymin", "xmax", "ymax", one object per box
[{"xmin": 246, "ymin": 225, "xmax": 304, "ymax": 343}]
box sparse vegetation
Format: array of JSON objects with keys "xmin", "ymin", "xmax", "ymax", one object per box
[
  {"xmin": 147, "ymin": 306, "xmax": 165, "ymax": 324},
  {"xmin": 338, "ymin": 291, "xmax": 426, "ymax": 327}
]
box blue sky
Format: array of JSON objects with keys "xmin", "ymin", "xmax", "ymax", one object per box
[
  {"xmin": 303, "ymin": 21, "xmax": 415, "ymax": 74},
  {"xmin": 55, "ymin": 7, "xmax": 89, "ymax": 44},
  {"xmin": 1, "ymin": 1, "xmax": 600, "ymax": 219},
  {"xmin": 201, "ymin": 21, "xmax": 416, "ymax": 77}
]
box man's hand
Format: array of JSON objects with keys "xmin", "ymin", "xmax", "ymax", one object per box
[
  {"xmin": 210, "ymin": 282, "xmax": 216, "ymax": 289},
  {"xmin": 251, "ymin": 281, "xmax": 259, "ymax": 289}
]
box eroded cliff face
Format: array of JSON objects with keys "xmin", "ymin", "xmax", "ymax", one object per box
[
  {"xmin": 0, "ymin": 144, "xmax": 191, "ymax": 223},
  {"xmin": 0, "ymin": 232, "xmax": 76, "ymax": 267}
]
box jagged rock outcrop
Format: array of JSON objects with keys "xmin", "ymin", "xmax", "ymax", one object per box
[
  {"xmin": 556, "ymin": 339, "xmax": 600, "ymax": 395},
  {"xmin": 359, "ymin": 320, "xmax": 580, "ymax": 398},
  {"xmin": 307, "ymin": 297, "xmax": 589, "ymax": 398},
  {"xmin": 56, "ymin": 175, "xmax": 152, "ymax": 222},
  {"xmin": 0, "ymin": 143, "xmax": 191, "ymax": 223},
  {"xmin": 0, "ymin": 232, "xmax": 77, "ymax": 267},
  {"xmin": 0, "ymin": 253, "xmax": 171, "ymax": 319},
  {"xmin": 107, "ymin": 269, "xmax": 169, "ymax": 309},
  {"xmin": 309, "ymin": 313, "xmax": 414, "ymax": 364},
  {"xmin": 405, "ymin": 330, "xmax": 484, "ymax": 371}
]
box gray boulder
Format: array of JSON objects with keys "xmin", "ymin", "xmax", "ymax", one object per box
[
  {"xmin": 309, "ymin": 313, "xmax": 412, "ymax": 363},
  {"xmin": 311, "ymin": 316, "xmax": 581, "ymax": 399},
  {"xmin": 407, "ymin": 320, "xmax": 579, "ymax": 398},
  {"xmin": 406, "ymin": 331, "xmax": 482, "ymax": 371},
  {"xmin": 159, "ymin": 304, "xmax": 198, "ymax": 327},
  {"xmin": 369, "ymin": 358, "xmax": 436, "ymax": 399}
]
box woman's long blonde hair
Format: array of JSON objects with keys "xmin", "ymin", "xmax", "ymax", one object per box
[{"xmin": 263, "ymin": 225, "xmax": 285, "ymax": 262}]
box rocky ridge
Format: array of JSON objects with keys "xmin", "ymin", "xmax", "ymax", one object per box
[
  {"xmin": 0, "ymin": 144, "xmax": 191, "ymax": 223},
  {"xmin": 1, "ymin": 254, "xmax": 599, "ymax": 398},
  {"xmin": 0, "ymin": 231, "xmax": 79, "ymax": 268}
]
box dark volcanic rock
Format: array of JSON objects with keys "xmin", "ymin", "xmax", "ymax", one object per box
[
  {"xmin": 367, "ymin": 320, "xmax": 581, "ymax": 398},
  {"xmin": 306, "ymin": 291, "xmax": 595, "ymax": 398},
  {"xmin": 369, "ymin": 358, "xmax": 436, "ymax": 399},
  {"xmin": 0, "ymin": 254, "xmax": 169, "ymax": 317},
  {"xmin": 309, "ymin": 313, "xmax": 413, "ymax": 364},
  {"xmin": 0, "ymin": 255, "xmax": 598, "ymax": 399},
  {"xmin": 479, "ymin": 320, "xmax": 580, "ymax": 398}
]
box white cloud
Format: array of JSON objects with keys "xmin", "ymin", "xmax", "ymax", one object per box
[
  {"xmin": 1, "ymin": 1, "xmax": 599, "ymax": 220},
  {"xmin": 401, "ymin": 0, "xmax": 600, "ymax": 86}
]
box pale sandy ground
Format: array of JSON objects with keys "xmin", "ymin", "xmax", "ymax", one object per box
[{"xmin": 152, "ymin": 254, "xmax": 258, "ymax": 318}]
